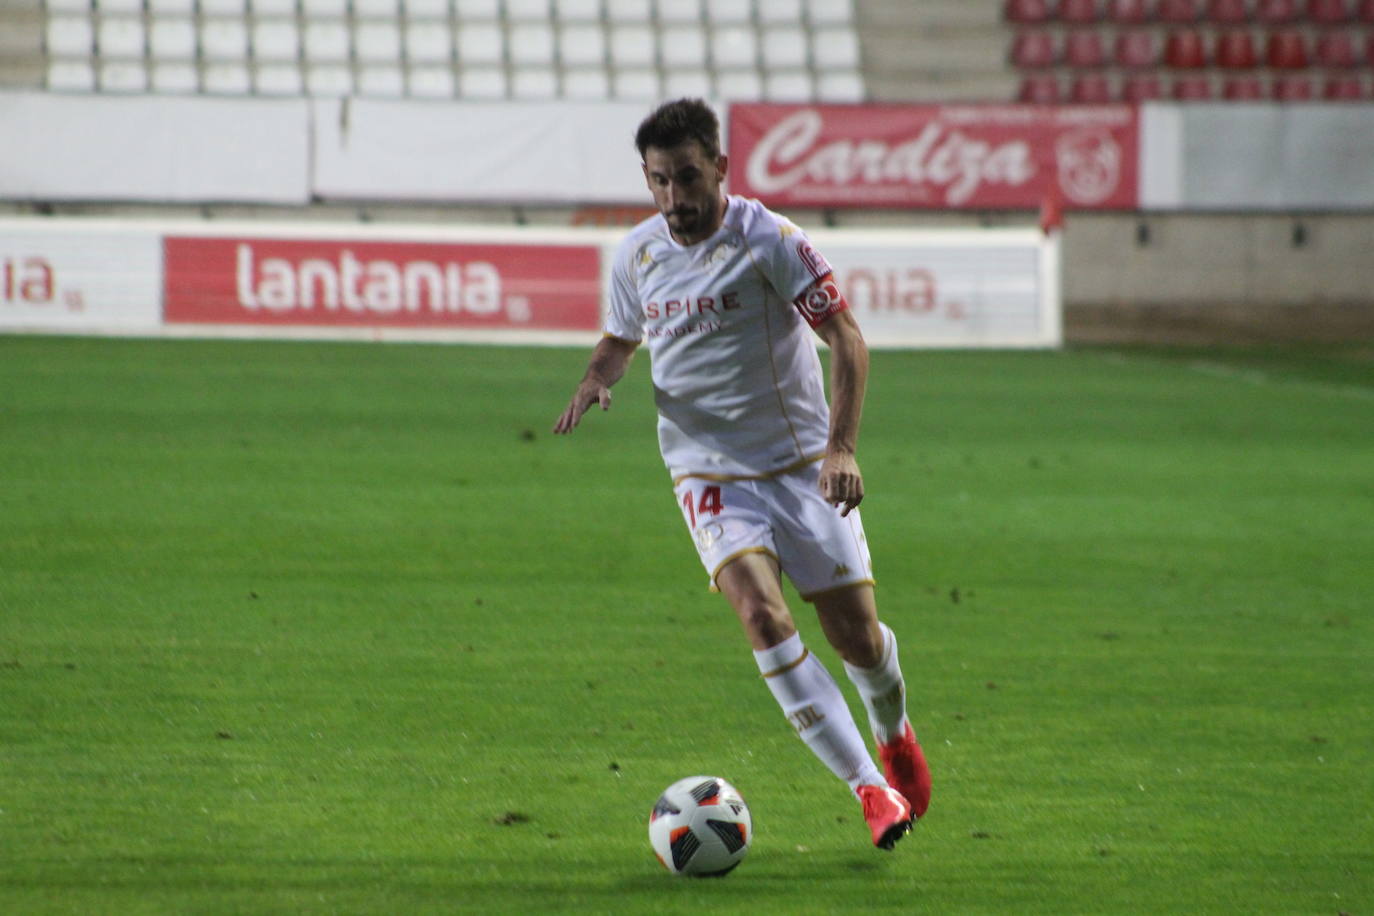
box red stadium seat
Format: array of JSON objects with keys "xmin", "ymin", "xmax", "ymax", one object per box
[
  {"xmin": 1205, "ymin": 0, "xmax": 1249, "ymax": 22},
  {"xmin": 1065, "ymin": 29, "xmax": 1108, "ymax": 65},
  {"xmin": 1122, "ymin": 72, "xmax": 1165, "ymax": 99},
  {"xmin": 1018, "ymin": 72, "xmax": 1063, "ymax": 101},
  {"xmin": 1272, "ymin": 73, "xmax": 1314, "ymax": 99},
  {"xmin": 1222, "ymin": 74, "xmax": 1266, "ymax": 97},
  {"xmin": 1164, "ymin": 28, "xmax": 1209, "ymax": 66},
  {"xmin": 1156, "ymin": 0, "xmax": 1200, "ymax": 21},
  {"xmin": 1255, "ymin": 0, "xmax": 1300, "ymax": 21},
  {"xmin": 1107, "ymin": 0, "xmax": 1152, "ymax": 22},
  {"xmin": 1070, "ymin": 72, "xmax": 1115, "ymax": 100},
  {"xmin": 1172, "ymin": 73, "xmax": 1214, "ymax": 97},
  {"xmin": 1313, "ymin": 31, "xmax": 1360, "ymax": 68},
  {"xmin": 1215, "ymin": 30, "xmax": 1259, "ymax": 67},
  {"xmin": 1006, "ymin": 0, "xmax": 1053, "ymax": 22},
  {"xmin": 1011, "ymin": 29, "xmax": 1060, "ymax": 66},
  {"xmin": 1265, "ymin": 29, "xmax": 1308, "ymax": 68},
  {"xmin": 1307, "ymin": 0, "xmax": 1353, "ymax": 23},
  {"xmin": 1058, "ymin": 0, "xmax": 1101, "ymax": 22},
  {"xmin": 1360, "ymin": 0, "xmax": 1374, "ymax": 21},
  {"xmin": 1323, "ymin": 74, "xmax": 1367, "ymax": 98},
  {"xmin": 1114, "ymin": 29, "xmax": 1161, "ymax": 66}
]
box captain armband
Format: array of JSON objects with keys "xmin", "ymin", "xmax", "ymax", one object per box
[{"xmin": 791, "ymin": 273, "xmax": 849, "ymax": 329}]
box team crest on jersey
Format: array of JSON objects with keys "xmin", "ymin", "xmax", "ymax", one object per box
[
  {"xmin": 703, "ymin": 240, "xmax": 736, "ymax": 267},
  {"xmin": 796, "ymin": 241, "xmax": 831, "ymax": 281}
]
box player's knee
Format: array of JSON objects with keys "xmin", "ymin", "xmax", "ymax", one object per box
[{"xmin": 737, "ymin": 598, "xmax": 793, "ymax": 646}]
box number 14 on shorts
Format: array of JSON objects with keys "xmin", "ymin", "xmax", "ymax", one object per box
[{"xmin": 682, "ymin": 485, "xmax": 723, "ymax": 529}]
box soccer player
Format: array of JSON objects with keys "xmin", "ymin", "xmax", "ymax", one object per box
[{"xmin": 553, "ymin": 99, "xmax": 931, "ymax": 850}]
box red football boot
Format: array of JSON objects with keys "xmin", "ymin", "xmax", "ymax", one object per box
[
  {"xmin": 878, "ymin": 722, "xmax": 932, "ymax": 819},
  {"xmin": 856, "ymin": 784, "xmax": 912, "ymax": 850}
]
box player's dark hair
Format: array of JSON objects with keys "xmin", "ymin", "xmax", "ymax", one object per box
[{"xmin": 634, "ymin": 98, "xmax": 721, "ymax": 162}]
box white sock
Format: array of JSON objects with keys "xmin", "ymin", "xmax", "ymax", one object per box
[
  {"xmin": 842, "ymin": 622, "xmax": 910, "ymax": 745},
  {"xmin": 754, "ymin": 633, "xmax": 884, "ymax": 792}
]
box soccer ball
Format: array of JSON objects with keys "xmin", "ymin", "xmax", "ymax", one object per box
[{"xmin": 648, "ymin": 776, "xmax": 752, "ymax": 877}]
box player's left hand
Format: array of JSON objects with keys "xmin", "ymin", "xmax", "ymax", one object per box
[{"xmin": 820, "ymin": 451, "xmax": 864, "ymax": 517}]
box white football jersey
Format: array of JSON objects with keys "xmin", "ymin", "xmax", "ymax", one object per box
[{"xmin": 605, "ymin": 195, "xmax": 845, "ymax": 480}]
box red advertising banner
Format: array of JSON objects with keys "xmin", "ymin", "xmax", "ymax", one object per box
[
  {"xmin": 163, "ymin": 236, "xmax": 602, "ymax": 330},
  {"xmin": 728, "ymin": 104, "xmax": 1139, "ymax": 210}
]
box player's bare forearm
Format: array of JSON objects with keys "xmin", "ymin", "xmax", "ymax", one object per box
[
  {"xmin": 553, "ymin": 335, "xmax": 638, "ymax": 435},
  {"xmin": 816, "ymin": 310, "xmax": 869, "ymax": 515}
]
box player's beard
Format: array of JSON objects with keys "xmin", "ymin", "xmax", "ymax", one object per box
[{"xmin": 665, "ymin": 199, "xmax": 718, "ymax": 242}]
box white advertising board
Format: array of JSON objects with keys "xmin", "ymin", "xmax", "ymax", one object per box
[{"xmin": 0, "ymin": 218, "xmax": 1061, "ymax": 349}]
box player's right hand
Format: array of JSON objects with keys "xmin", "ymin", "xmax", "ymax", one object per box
[{"xmin": 553, "ymin": 383, "xmax": 612, "ymax": 435}]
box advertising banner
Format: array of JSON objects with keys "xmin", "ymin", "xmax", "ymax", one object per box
[
  {"xmin": 0, "ymin": 226, "xmax": 162, "ymax": 331},
  {"xmin": 811, "ymin": 228, "xmax": 1060, "ymax": 348},
  {"xmin": 729, "ymin": 103, "xmax": 1139, "ymax": 210},
  {"xmin": 163, "ymin": 235, "xmax": 602, "ymax": 332}
]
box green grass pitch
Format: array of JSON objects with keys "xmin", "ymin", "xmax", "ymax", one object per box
[{"xmin": 1, "ymin": 335, "xmax": 1370, "ymax": 914}]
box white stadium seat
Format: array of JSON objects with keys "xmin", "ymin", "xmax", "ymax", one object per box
[
  {"xmin": 810, "ymin": 28, "xmax": 858, "ymax": 69},
  {"xmin": 761, "ymin": 26, "xmax": 808, "ymax": 69},
  {"xmin": 605, "ymin": 0, "xmax": 652, "ymax": 21},
  {"xmin": 663, "ymin": 66, "xmax": 711, "ymax": 97},
  {"xmin": 255, "ymin": 62, "xmax": 305, "ymax": 94},
  {"xmin": 612, "ymin": 66, "xmax": 660, "ymax": 99},
  {"xmin": 303, "ymin": 21, "xmax": 350, "ymax": 61},
  {"xmin": 408, "ymin": 64, "xmax": 456, "ymax": 97},
  {"xmin": 454, "ymin": 0, "xmax": 500, "ymax": 17},
  {"xmin": 95, "ymin": 0, "xmax": 144, "ymax": 13},
  {"xmin": 200, "ymin": 0, "xmax": 248, "ymax": 15},
  {"xmin": 609, "ymin": 24, "xmax": 655, "ymax": 67},
  {"xmin": 306, "ymin": 62, "xmax": 353, "ymax": 94},
  {"xmin": 563, "ymin": 67, "xmax": 610, "ymax": 98},
  {"xmin": 149, "ymin": 18, "xmax": 196, "ymax": 60},
  {"xmin": 355, "ymin": 0, "xmax": 401, "ymax": 17},
  {"xmin": 48, "ymin": 0, "xmax": 96, "ymax": 12},
  {"xmin": 48, "ymin": 58, "xmax": 97, "ymax": 91},
  {"xmin": 704, "ymin": 0, "xmax": 749, "ymax": 24},
  {"xmin": 405, "ymin": 0, "xmax": 452, "ymax": 18},
  {"xmin": 508, "ymin": 22, "xmax": 555, "ymax": 65},
  {"xmin": 659, "ymin": 23, "xmax": 706, "ymax": 67},
  {"xmin": 656, "ymin": 0, "xmax": 702, "ymax": 24},
  {"xmin": 151, "ymin": 61, "xmax": 199, "ymax": 91},
  {"xmin": 46, "ymin": 17, "xmax": 95, "ymax": 57},
  {"xmin": 97, "ymin": 16, "xmax": 146, "ymax": 58},
  {"xmin": 301, "ymin": 0, "xmax": 349, "ymax": 17},
  {"xmin": 405, "ymin": 21, "xmax": 452, "ymax": 63},
  {"xmin": 253, "ymin": 20, "xmax": 300, "ymax": 61},
  {"xmin": 511, "ymin": 66, "xmax": 559, "ymax": 98},
  {"xmin": 758, "ymin": 0, "xmax": 802, "ymax": 24},
  {"xmin": 554, "ymin": 0, "xmax": 602, "ymax": 20},
  {"xmin": 252, "ymin": 0, "xmax": 301, "ymax": 15},
  {"xmin": 148, "ymin": 0, "xmax": 195, "ymax": 13},
  {"xmin": 710, "ymin": 24, "xmax": 757, "ymax": 69},
  {"xmin": 203, "ymin": 61, "xmax": 253, "ymax": 93},
  {"xmin": 805, "ymin": 0, "xmax": 852, "ymax": 25},
  {"xmin": 355, "ymin": 21, "xmax": 403, "ymax": 62},
  {"xmin": 358, "ymin": 63, "xmax": 406, "ymax": 95},
  {"xmin": 201, "ymin": 19, "xmax": 249, "ymax": 60},
  {"xmin": 459, "ymin": 65, "xmax": 508, "ymax": 98},
  {"xmin": 713, "ymin": 66, "xmax": 762, "ymax": 99},
  {"xmin": 457, "ymin": 22, "xmax": 505, "ymax": 64},
  {"xmin": 559, "ymin": 23, "xmax": 606, "ymax": 67},
  {"xmin": 506, "ymin": 0, "xmax": 552, "ymax": 18},
  {"xmin": 764, "ymin": 68, "xmax": 812, "ymax": 101},
  {"xmin": 100, "ymin": 59, "xmax": 147, "ymax": 91},
  {"xmin": 815, "ymin": 68, "xmax": 862, "ymax": 101}
]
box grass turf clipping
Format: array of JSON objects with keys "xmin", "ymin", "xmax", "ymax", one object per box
[{"xmin": 1, "ymin": 336, "xmax": 1370, "ymax": 914}]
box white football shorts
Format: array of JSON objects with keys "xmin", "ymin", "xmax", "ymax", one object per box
[{"xmin": 672, "ymin": 461, "xmax": 875, "ymax": 600}]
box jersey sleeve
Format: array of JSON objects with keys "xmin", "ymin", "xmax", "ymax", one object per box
[
  {"xmin": 760, "ymin": 215, "xmax": 847, "ymax": 329},
  {"xmin": 603, "ymin": 241, "xmax": 645, "ymax": 343}
]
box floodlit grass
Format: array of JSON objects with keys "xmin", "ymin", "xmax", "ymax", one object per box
[{"xmin": 1, "ymin": 335, "xmax": 1370, "ymax": 914}]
